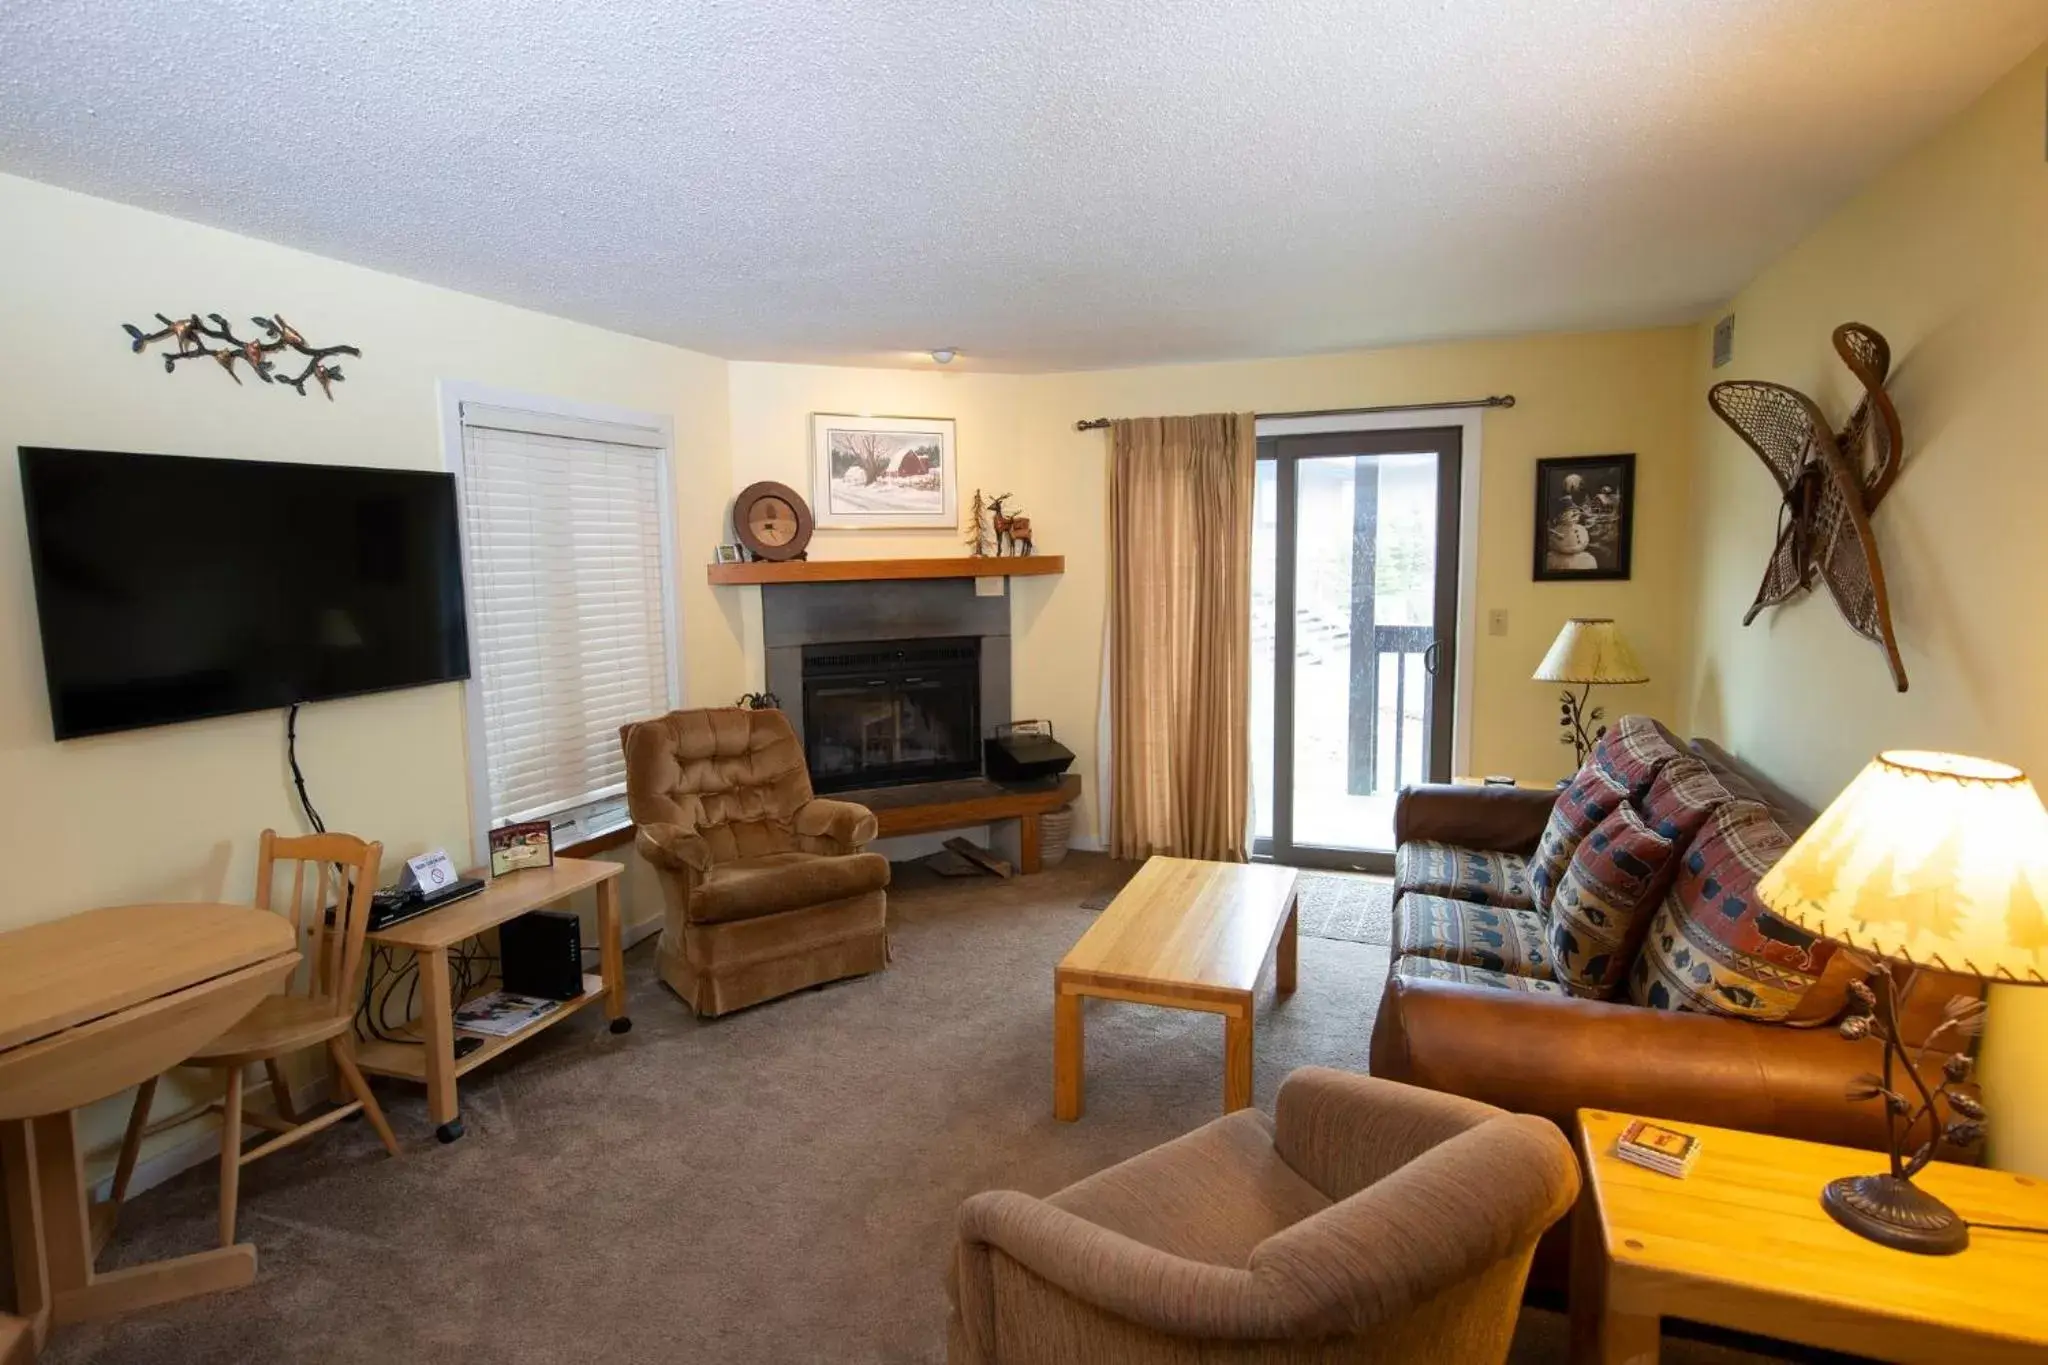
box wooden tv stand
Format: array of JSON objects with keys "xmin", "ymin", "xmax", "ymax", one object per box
[
  {"xmin": 357, "ymin": 858, "xmax": 627, "ymax": 1144},
  {"xmin": 844, "ymin": 774, "xmax": 1081, "ymax": 873}
]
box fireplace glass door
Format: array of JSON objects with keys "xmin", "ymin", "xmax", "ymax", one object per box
[{"xmin": 800, "ymin": 638, "xmax": 981, "ymax": 792}]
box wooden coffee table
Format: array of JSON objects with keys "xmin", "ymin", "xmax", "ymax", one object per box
[
  {"xmin": 1572, "ymin": 1108, "xmax": 2048, "ymax": 1363},
  {"xmin": 1054, "ymin": 857, "xmax": 1299, "ymax": 1121}
]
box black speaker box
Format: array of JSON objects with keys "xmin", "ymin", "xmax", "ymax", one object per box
[{"xmin": 499, "ymin": 910, "xmax": 583, "ymax": 1001}]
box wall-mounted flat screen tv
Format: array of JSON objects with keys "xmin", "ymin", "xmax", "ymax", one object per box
[{"xmin": 20, "ymin": 446, "xmax": 471, "ymax": 740}]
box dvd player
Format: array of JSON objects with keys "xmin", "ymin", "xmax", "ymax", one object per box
[{"xmin": 368, "ymin": 876, "xmax": 488, "ymax": 932}]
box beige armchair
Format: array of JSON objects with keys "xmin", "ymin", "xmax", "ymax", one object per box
[
  {"xmin": 949, "ymin": 1069, "xmax": 1578, "ymax": 1364},
  {"xmin": 622, "ymin": 707, "xmax": 890, "ymax": 1016}
]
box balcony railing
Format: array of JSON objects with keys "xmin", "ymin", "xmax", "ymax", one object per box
[{"xmin": 1356, "ymin": 623, "xmax": 1434, "ymax": 796}]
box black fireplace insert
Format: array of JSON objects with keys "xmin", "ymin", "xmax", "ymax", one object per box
[{"xmin": 800, "ymin": 637, "xmax": 981, "ymax": 792}]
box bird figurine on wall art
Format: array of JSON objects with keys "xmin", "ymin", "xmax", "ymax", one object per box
[{"xmin": 1707, "ymin": 322, "xmax": 1907, "ymax": 691}]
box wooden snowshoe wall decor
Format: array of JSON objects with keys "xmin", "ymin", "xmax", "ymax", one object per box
[{"xmin": 1707, "ymin": 322, "xmax": 1907, "ymax": 692}]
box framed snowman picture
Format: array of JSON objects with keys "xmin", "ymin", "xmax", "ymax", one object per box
[{"xmin": 1533, "ymin": 454, "xmax": 1635, "ymax": 581}]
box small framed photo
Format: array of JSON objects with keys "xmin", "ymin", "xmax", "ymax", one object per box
[
  {"xmin": 1534, "ymin": 454, "xmax": 1635, "ymax": 581},
  {"xmin": 489, "ymin": 819, "xmax": 554, "ymax": 877},
  {"xmin": 811, "ymin": 413, "xmax": 957, "ymax": 530},
  {"xmin": 713, "ymin": 543, "xmax": 745, "ymax": 564}
]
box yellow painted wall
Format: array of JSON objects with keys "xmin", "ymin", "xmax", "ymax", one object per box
[
  {"xmin": 0, "ymin": 172, "xmax": 740, "ymax": 1168},
  {"xmin": 726, "ymin": 327, "xmax": 1700, "ymax": 841},
  {"xmin": 1679, "ymin": 46, "xmax": 2048, "ymax": 1173}
]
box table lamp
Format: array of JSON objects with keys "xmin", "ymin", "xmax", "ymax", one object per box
[
  {"xmin": 1533, "ymin": 618, "xmax": 1648, "ymax": 766},
  {"xmin": 1756, "ymin": 750, "xmax": 2048, "ymax": 1254}
]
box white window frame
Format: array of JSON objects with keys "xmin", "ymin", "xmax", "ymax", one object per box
[{"xmin": 437, "ymin": 380, "xmax": 683, "ymax": 865}]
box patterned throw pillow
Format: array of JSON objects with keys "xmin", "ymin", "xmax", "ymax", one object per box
[
  {"xmin": 1627, "ymin": 801, "xmax": 1842, "ymax": 1022},
  {"xmin": 1591, "ymin": 715, "xmax": 1684, "ymax": 801},
  {"xmin": 1528, "ymin": 762, "xmax": 1630, "ymax": 913},
  {"xmin": 1638, "ymin": 755, "xmax": 1731, "ymax": 846},
  {"xmin": 1548, "ymin": 804, "xmax": 1678, "ymax": 998}
]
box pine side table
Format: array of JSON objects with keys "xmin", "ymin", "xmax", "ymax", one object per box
[{"xmin": 1571, "ymin": 1108, "xmax": 2048, "ymax": 1364}]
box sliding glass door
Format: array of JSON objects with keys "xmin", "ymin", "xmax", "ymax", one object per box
[{"xmin": 1252, "ymin": 428, "xmax": 1461, "ymax": 871}]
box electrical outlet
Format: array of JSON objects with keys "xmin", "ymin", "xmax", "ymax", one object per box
[{"xmin": 1488, "ymin": 609, "xmax": 1509, "ymax": 637}]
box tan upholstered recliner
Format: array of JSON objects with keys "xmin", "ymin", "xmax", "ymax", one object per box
[
  {"xmin": 622, "ymin": 707, "xmax": 890, "ymax": 1016},
  {"xmin": 948, "ymin": 1069, "xmax": 1579, "ymax": 1364}
]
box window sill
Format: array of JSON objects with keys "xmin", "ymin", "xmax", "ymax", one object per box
[{"xmin": 557, "ymin": 818, "xmax": 634, "ymax": 859}]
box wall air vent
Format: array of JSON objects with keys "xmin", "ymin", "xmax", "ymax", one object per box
[{"xmin": 1712, "ymin": 314, "xmax": 1736, "ymax": 369}]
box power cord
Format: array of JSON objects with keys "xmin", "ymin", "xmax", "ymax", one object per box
[
  {"xmin": 302, "ymin": 702, "xmax": 511, "ymax": 1047},
  {"xmin": 287, "ymin": 701, "xmax": 326, "ymax": 834}
]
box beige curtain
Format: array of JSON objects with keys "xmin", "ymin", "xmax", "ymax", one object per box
[{"xmin": 1108, "ymin": 413, "xmax": 1256, "ymax": 862}]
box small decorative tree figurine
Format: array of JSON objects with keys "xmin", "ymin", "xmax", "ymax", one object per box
[{"xmin": 964, "ymin": 488, "xmax": 988, "ymax": 557}]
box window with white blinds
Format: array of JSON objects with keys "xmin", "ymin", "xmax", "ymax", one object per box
[{"xmin": 457, "ymin": 401, "xmax": 676, "ymax": 831}]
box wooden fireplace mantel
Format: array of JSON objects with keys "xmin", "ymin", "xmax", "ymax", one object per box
[{"xmin": 705, "ymin": 556, "xmax": 1064, "ymax": 586}]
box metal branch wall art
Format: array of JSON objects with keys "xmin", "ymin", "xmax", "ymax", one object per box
[
  {"xmin": 122, "ymin": 313, "xmax": 361, "ymax": 399},
  {"xmin": 1708, "ymin": 322, "xmax": 1907, "ymax": 691}
]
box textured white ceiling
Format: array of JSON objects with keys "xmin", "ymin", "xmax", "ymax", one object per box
[{"xmin": 3, "ymin": 1, "xmax": 2044, "ymax": 371}]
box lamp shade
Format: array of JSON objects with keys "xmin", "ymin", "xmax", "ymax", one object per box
[
  {"xmin": 1532, "ymin": 618, "xmax": 1648, "ymax": 685},
  {"xmin": 1755, "ymin": 750, "xmax": 2048, "ymax": 983}
]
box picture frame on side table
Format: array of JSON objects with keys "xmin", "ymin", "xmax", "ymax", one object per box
[
  {"xmin": 489, "ymin": 819, "xmax": 555, "ymax": 877},
  {"xmin": 810, "ymin": 413, "xmax": 957, "ymax": 530},
  {"xmin": 1534, "ymin": 453, "xmax": 1635, "ymax": 581}
]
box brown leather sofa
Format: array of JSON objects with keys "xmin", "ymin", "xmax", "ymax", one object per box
[
  {"xmin": 1369, "ymin": 735, "xmax": 1980, "ymax": 1289},
  {"xmin": 623, "ymin": 707, "xmax": 890, "ymax": 1016}
]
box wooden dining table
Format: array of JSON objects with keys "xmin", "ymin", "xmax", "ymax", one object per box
[{"xmin": 0, "ymin": 903, "xmax": 299, "ymax": 1360}]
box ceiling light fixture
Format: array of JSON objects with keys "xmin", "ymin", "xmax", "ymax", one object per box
[{"xmin": 930, "ymin": 349, "xmax": 957, "ymax": 365}]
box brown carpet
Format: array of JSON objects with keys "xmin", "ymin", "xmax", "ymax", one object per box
[{"xmin": 52, "ymin": 854, "xmax": 1802, "ymax": 1365}]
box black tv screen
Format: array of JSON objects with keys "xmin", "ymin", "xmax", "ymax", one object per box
[{"xmin": 20, "ymin": 446, "xmax": 471, "ymax": 740}]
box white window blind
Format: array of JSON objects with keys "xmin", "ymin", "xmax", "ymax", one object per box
[{"xmin": 458, "ymin": 403, "xmax": 674, "ymax": 829}]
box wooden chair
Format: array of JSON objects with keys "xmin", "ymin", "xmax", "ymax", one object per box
[{"xmin": 110, "ymin": 831, "xmax": 400, "ymax": 1245}]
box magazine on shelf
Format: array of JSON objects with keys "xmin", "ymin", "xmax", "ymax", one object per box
[{"xmin": 453, "ymin": 990, "xmax": 562, "ymax": 1038}]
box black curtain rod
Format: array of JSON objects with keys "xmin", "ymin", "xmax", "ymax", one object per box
[{"xmin": 1073, "ymin": 394, "xmax": 1515, "ymax": 432}]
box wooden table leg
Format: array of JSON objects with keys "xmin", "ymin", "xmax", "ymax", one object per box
[
  {"xmin": 1018, "ymin": 814, "xmax": 1043, "ymax": 875},
  {"xmin": 2, "ymin": 1122, "xmax": 49, "ymax": 1348},
  {"xmin": 1276, "ymin": 899, "xmax": 1298, "ymax": 995},
  {"xmin": 28, "ymin": 1119, "xmax": 87, "ymax": 1305},
  {"xmin": 15, "ymin": 1112, "xmax": 254, "ymax": 1331},
  {"xmin": 596, "ymin": 876, "xmax": 631, "ymax": 1034},
  {"xmin": 1, "ymin": 1312, "xmax": 32, "ymax": 1365},
  {"xmin": 1223, "ymin": 1002, "xmax": 1254, "ymax": 1112},
  {"xmin": 418, "ymin": 949, "xmax": 462, "ymax": 1143},
  {"xmin": 1053, "ymin": 984, "xmax": 1084, "ymax": 1122},
  {"xmin": 1569, "ymin": 1185, "xmax": 1660, "ymax": 1365}
]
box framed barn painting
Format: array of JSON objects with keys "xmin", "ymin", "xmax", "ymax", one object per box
[
  {"xmin": 1533, "ymin": 453, "xmax": 1635, "ymax": 581},
  {"xmin": 810, "ymin": 413, "xmax": 957, "ymax": 530}
]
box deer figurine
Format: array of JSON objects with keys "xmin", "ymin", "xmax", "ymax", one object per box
[
  {"xmin": 986, "ymin": 494, "xmax": 1036, "ymax": 557},
  {"xmin": 987, "ymin": 493, "xmax": 1017, "ymax": 556}
]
